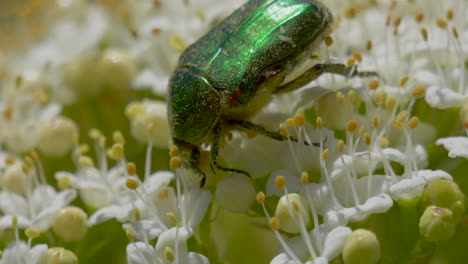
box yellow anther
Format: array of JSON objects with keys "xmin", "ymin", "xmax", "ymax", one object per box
[
  {"xmin": 368, "ymin": 79, "xmax": 380, "ymax": 90},
  {"xmin": 324, "ymin": 36, "xmax": 333, "ymax": 46},
  {"xmin": 256, "ymin": 192, "xmax": 266, "ymax": 204},
  {"xmin": 337, "ymin": 140, "xmax": 344, "ymax": 153},
  {"xmin": 436, "ymin": 18, "xmax": 447, "ymax": 29},
  {"xmin": 3, "ymin": 106, "xmax": 13, "ymax": 121},
  {"xmin": 169, "ymin": 146, "xmax": 179, "ymax": 157},
  {"xmin": 57, "ymin": 174, "xmax": 72, "ymax": 190},
  {"xmin": 158, "ymin": 188, "xmax": 170, "ymax": 200},
  {"xmin": 108, "ymin": 143, "xmax": 124, "ymax": 160},
  {"xmin": 407, "ymin": 116, "xmax": 420, "ymax": 129},
  {"xmin": 286, "ymin": 118, "xmax": 296, "ymax": 127},
  {"xmin": 344, "ymin": 7, "xmax": 357, "ymax": 19},
  {"xmin": 412, "ymin": 85, "xmax": 426, "ymax": 97},
  {"xmin": 421, "ymin": 27, "xmax": 428, "ymax": 41},
  {"xmin": 399, "ymin": 76, "xmax": 409, "ymax": 86},
  {"xmin": 127, "ymin": 162, "xmax": 137, "ymax": 175},
  {"xmin": 336, "ymin": 92, "xmax": 345, "ymax": 104},
  {"xmin": 78, "ymin": 144, "xmax": 89, "ymax": 154},
  {"xmin": 353, "ymin": 51, "xmax": 363, "ymax": 62},
  {"xmin": 347, "ymin": 57, "xmax": 356, "ymax": 66},
  {"xmin": 294, "ymin": 113, "xmax": 305, "ymax": 127},
  {"xmin": 385, "ymin": 96, "xmax": 397, "ymax": 110},
  {"xmin": 166, "ymin": 212, "xmax": 178, "ymax": 225},
  {"xmin": 415, "ymin": 13, "xmax": 424, "ymax": 23},
  {"xmin": 133, "ymin": 207, "xmax": 141, "ymax": 221},
  {"xmin": 446, "ymin": 9, "xmax": 454, "ymax": 20},
  {"xmin": 379, "ymin": 137, "xmax": 390, "ymax": 148},
  {"xmin": 396, "ymin": 110, "xmax": 409, "ymax": 122},
  {"xmin": 126, "ymin": 178, "xmax": 139, "ymax": 190},
  {"xmin": 316, "ymin": 117, "xmax": 323, "ymax": 129},
  {"xmin": 393, "ymin": 16, "xmax": 402, "ymax": 28},
  {"xmin": 112, "ymin": 130, "xmax": 125, "ymax": 145},
  {"xmin": 358, "ymin": 125, "xmax": 365, "ymax": 137},
  {"xmin": 270, "ymin": 217, "xmax": 281, "ymax": 231},
  {"xmin": 78, "ymin": 156, "xmax": 94, "ymax": 167},
  {"xmin": 392, "ymin": 120, "xmax": 404, "ymax": 129},
  {"xmin": 169, "ymin": 156, "xmax": 181, "ymax": 170},
  {"xmin": 275, "ymin": 176, "xmax": 286, "ymax": 189},
  {"xmin": 366, "ymin": 40, "xmax": 373, "ymax": 51},
  {"xmin": 169, "ymin": 34, "xmax": 187, "ymax": 53},
  {"xmin": 373, "ymin": 115, "xmax": 379, "ymax": 129},
  {"xmin": 452, "ymin": 27, "xmax": 459, "ymax": 39},
  {"xmin": 152, "ymin": 27, "xmax": 162, "ymax": 35},
  {"xmin": 88, "ymin": 128, "xmax": 101, "ymax": 140},
  {"xmin": 322, "ymin": 148, "xmax": 329, "ymax": 160},
  {"xmin": 374, "ymin": 90, "xmax": 387, "ymax": 106},
  {"xmin": 25, "ymin": 228, "xmax": 40, "ymax": 239},
  {"xmin": 365, "ymin": 133, "xmax": 372, "ymax": 145},
  {"xmin": 280, "ymin": 124, "xmax": 289, "ymax": 138},
  {"xmin": 5, "ymin": 156, "xmax": 15, "ymax": 165},
  {"xmin": 21, "ymin": 163, "xmax": 30, "ymax": 174},
  {"xmin": 12, "ymin": 215, "xmax": 18, "ymax": 229},
  {"xmin": 347, "ymin": 120, "xmax": 358, "ymax": 132},
  {"xmin": 98, "ymin": 136, "xmax": 106, "ymax": 149},
  {"xmin": 31, "ymin": 151, "xmax": 40, "ymax": 162},
  {"xmin": 301, "ymin": 171, "xmax": 309, "ymax": 185},
  {"xmin": 25, "ymin": 156, "xmax": 34, "ymax": 166},
  {"xmin": 347, "ymin": 90, "xmax": 356, "ymax": 103},
  {"xmin": 125, "ymin": 226, "xmax": 135, "ymax": 242},
  {"xmin": 165, "ymin": 247, "xmax": 175, "ymax": 262}
]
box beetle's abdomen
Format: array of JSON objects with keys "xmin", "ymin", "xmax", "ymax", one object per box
[{"xmin": 168, "ymin": 67, "xmax": 222, "ymax": 145}]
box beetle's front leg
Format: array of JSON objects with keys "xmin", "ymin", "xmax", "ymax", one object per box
[
  {"xmin": 229, "ymin": 120, "xmax": 320, "ymax": 147},
  {"xmin": 210, "ymin": 123, "xmax": 251, "ymax": 177},
  {"xmin": 274, "ymin": 63, "xmax": 379, "ymax": 94}
]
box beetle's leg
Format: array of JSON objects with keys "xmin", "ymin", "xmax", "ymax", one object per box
[
  {"xmin": 274, "ymin": 63, "xmax": 379, "ymax": 94},
  {"xmin": 211, "ymin": 123, "xmax": 251, "ymax": 177},
  {"xmin": 229, "ymin": 120, "xmax": 321, "ymax": 147},
  {"xmin": 187, "ymin": 146, "xmax": 208, "ymax": 187}
]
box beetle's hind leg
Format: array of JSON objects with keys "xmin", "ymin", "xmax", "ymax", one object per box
[
  {"xmin": 274, "ymin": 63, "xmax": 379, "ymax": 94},
  {"xmin": 210, "ymin": 123, "xmax": 251, "ymax": 177},
  {"xmin": 229, "ymin": 120, "xmax": 321, "ymax": 147}
]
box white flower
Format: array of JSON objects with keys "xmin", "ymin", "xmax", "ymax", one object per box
[
  {"xmin": 0, "ymin": 185, "xmax": 77, "ymax": 231},
  {"xmin": 436, "ymin": 136, "xmax": 468, "ymax": 159},
  {"xmin": 0, "ymin": 241, "xmax": 48, "ymax": 264},
  {"xmin": 126, "ymin": 227, "xmax": 209, "ymax": 264}
]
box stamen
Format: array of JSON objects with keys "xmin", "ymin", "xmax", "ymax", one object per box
[
  {"xmin": 126, "ymin": 178, "xmax": 139, "ymax": 190},
  {"xmin": 275, "ymin": 176, "xmax": 286, "ymax": 190},
  {"xmin": 127, "ymin": 162, "xmax": 137, "ymax": 175},
  {"xmin": 169, "ymin": 146, "xmax": 179, "ymax": 157},
  {"xmin": 170, "ymin": 157, "xmax": 181, "ymax": 170},
  {"xmin": 407, "ymin": 116, "xmax": 420, "ymax": 129}
]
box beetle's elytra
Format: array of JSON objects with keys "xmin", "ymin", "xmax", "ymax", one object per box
[{"xmin": 168, "ymin": 0, "xmax": 375, "ymax": 186}]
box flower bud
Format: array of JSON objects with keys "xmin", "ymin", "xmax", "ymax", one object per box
[
  {"xmin": 52, "ymin": 206, "xmax": 88, "ymax": 242},
  {"xmin": 215, "ymin": 173, "xmax": 256, "ymax": 213},
  {"xmin": 343, "ymin": 229, "xmax": 381, "ymax": 264},
  {"xmin": 37, "ymin": 117, "xmax": 79, "ymax": 157},
  {"xmin": 316, "ymin": 92, "xmax": 354, "ymax": 129},
  {"xmin": 419, "ymin": 206, "xmax": 454, "ymax": 243},
  {"xmin": 274, "ymin": 193, "xmax": 310, "ymax": 234},
  {"xmin": 421, "ymin": 179, "xmax": 465, "ymax": 222},
  {"xmin": 43, "ymin": 248, "xmax": 78, "ymax": 264},
  {"xmin": 1, "ymin": 163, "xmax": 30, "ymax": 195},
  {"xmin": 126, "ymin": 100, "xmax": 171, "ymax": 148},
  {"xmin": 64, "ymin": 57, "xmax": 100, "ymax": 96},
  {"xmin": 97, "ymin": 49, "xmax": 137, "ymax": 90}
]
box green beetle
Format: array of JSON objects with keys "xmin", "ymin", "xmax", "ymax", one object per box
[{"xmin": 168, "ymin": 0, "xmax": 374, "ymax": 186}]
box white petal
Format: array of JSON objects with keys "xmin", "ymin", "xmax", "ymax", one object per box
[
  {"xmin": 187, "ymin": 190, "xmax": 212, "ymax": 228},
  {"xmin": 320, "ymin": 227, "xmax": 352, "ymax": 260},
  {"xmin": 0, "ymin": 191, "xmax": 28, "ymax": 216},
  {"xmin": 123, "ymin": 220, "xmax": 165, "ymax": 241},
  {"xmin": 126, "ymin": 242, "xmax": 156, "ymax": 264},
  {"xmin": 143, "ymin": 170, "xmax": 174, "ymax": 194},
  {"xmin": 425, "ymin": 86, "xmax": 467, "ymax": 109},
  {"xmin": 89, "ymin": 204, "xmax": 132, "ymax": 225},
  {"xmin": 30, "ymin": 244, "xmax": 49, "ymax": 264},
  {"xmin": 436, "ymin": 137, "xmax": 468, "ymax": 159},
  {"xmin": 270, "ymin": 253, "xmax": 296, "ymax": 264},
  {"xmin": 155, "ymin": 227, "xmax": 190, "ymax": 260},
  {"xmin": 0, "ymin": 215, "xmax": 31, "ymax": 229},
  {"xmin": 186, "ymin": 252, "xmax": 210, "ymax": 264},
  {"xmin": 350, "ymin": 194, "xmax": 393, "ymax": 222},
  {"xmin": 389, "ymin": 177, "xmax": 426, "ymax": 201}
]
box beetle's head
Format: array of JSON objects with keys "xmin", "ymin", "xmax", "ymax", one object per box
[{"xmin": 167, "ymin": 66, "xmax": 221, "ymax": 145}]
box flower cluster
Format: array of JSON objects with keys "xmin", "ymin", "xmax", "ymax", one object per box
[{"xmin": 0, "ymin": 0, "xmax": 467, "ymax": 264}]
